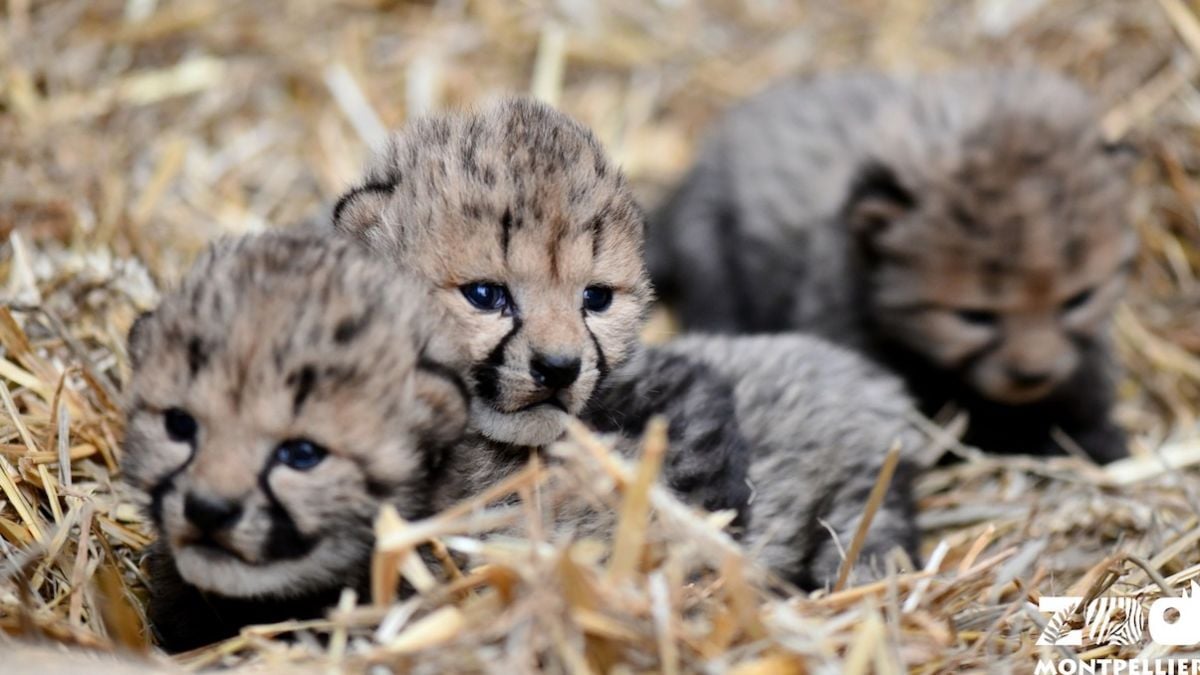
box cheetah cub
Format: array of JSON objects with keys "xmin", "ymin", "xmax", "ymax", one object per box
[
  {"xmin": 332, "ymin": 98, "xmax": 751, "ymax": 518},
  {"xmin": 123, "ymin": 233, "xmax": 470, "ymax": 651},
  {"xmin": 334, "ymin": 98, "xmax": 924, "ymax": 588},
  {"xmin": 650, "ymin": 69, "xmax": 1137, "ymax": 463},
  {"xmin": 592, "ymin": 335, "xmax": 924, "ymax": 587}
]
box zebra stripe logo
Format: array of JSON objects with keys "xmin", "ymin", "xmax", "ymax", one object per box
[
  {"xmin": 1085, "ymin": 597, "xmax": 1144, "ymax": 646},
  {"xmin": 1038, "ymin": 596, "xmax": 1146, "ymax": 647}
]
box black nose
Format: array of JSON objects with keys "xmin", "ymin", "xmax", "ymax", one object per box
[
  {"xmin": 530, "ymin": 353, "xmax": 581, "ymax": 390},
  {"xmin": 184, "ymin": 493, "xmax": 243, "ymax": 533},
  {"xmin": 1006, "ymin": 367, "xmax": 1053, "ymax": 389}
]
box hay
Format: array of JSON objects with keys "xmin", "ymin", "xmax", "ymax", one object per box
[{"xmin": 2, "ymin": 0, "xmax": 1200, "ymax": 671}]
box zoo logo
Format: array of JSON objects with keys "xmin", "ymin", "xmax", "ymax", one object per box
[{"xmin": 1038, "ymin": 582, "xmax": 1200, "ymax": 647}]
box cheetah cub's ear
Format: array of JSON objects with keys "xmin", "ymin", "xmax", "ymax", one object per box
[
  {"xmin": 333, "ymin": 180, "xmax": 468, "ymax": 446},
  {"xmin": 332, "ymin": 180, "xmax": 394, "ymax": 247},
  {"xmin": 842, "ymin": 161, "xmax": 918, "ymax": 258},
  {"xmin": 126, "ymin": 311, "xmax": 156, "ymax": 369}
]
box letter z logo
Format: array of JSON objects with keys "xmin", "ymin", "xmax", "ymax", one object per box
[{"xmin": 1037, "ymin": 596, "xmax": 1145, "ymax": 647}]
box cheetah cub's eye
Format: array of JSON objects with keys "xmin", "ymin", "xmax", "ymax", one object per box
[
  {"xmin": 460, "ymin": 282, "xmax": 510, "ymax": 312},
  {"xmin": 954, "ymin": 309, "xmax": 998, "ymax": 327},
  {"xmin": 164, "ymin": 408, "xmax": 198, "ymax": 443},
  {"xmin": 274, "ymin": 439, "xmax": 328, "ymax": 471},
  {"xmin": 1060, "ymin": 288, "xmax": 1095, "ymax": 314},
  {"xmin": 582, "ymin": 285, "xmax": 613, "ymax": 313}
]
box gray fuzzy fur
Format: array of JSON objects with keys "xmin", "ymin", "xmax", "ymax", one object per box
[
  {"xmin": 650, "ymin": 69, "xmax": 1137, "ymax": 463},
  {"xmin": 653, "ymin": 334, "xmax": 923, "ymax": 588}
]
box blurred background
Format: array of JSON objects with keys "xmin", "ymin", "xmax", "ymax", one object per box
[
  {"xmin": 2, "ymin": 0, "xmax": 1199, "ymax": 434},
  {"xmin": 4, "ymin": 0, "xmax": 1197, "ymax": 444}
]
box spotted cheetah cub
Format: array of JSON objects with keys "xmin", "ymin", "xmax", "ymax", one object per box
[
  {"xmin": 123, "ymin": 233, "xmax": 470, "ymax": 651},
  {"xmin": 332, "ymin": 98, "xmax": 751, "ymax": 518},
  {"xmin": 334, "ymin": 98, "xmax": 924, "ymax": 587},
  {"xmin": 649, "ymin": 69, "xmax": 1137, "ymax": 463}
]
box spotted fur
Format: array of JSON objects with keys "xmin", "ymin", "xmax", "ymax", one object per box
[
  {"xmin": 653, "ymin": 335, "xmax": 923, "ymax": 588},
  {"xmin": 583, "ymin": 349, "xmax": 752, "ymax": 528},
  {"xmin": 334, "ymin": 99, "xmax": 766, "ymax": 528},
  {"xmin": 335, "ymin": 98, "xmax": 651, "ymax": 450},
  {"xmin": 650, "ymin": 69, "xmax": 1137, "ymax": 462},
  {"xmin": 335, "ymin": 99, "xmax": 922, "ymax": 588},
  {"xmin": 123, "ymin": 233, "xmax": 470, "ymax": 651}
]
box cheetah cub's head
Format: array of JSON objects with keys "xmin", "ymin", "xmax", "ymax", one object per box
[
  {"xmin": 123, "ymin": 233, "xmax": 469, "ymax": 598},
  {"xmin": 334, "ymin": 98, "xmax": 651, "ymax": 446},
  {"xmin": 845, "ymin": 71, "xmax": 1137, "ymax": 405}
]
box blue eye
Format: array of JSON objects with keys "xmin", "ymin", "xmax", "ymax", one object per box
[
  {"xmin": 460, "ymin": 282, "xmax": 510, "ymax": 311},
  {"xmin": 582, "ymin": 285, "xmax": 613, "ymax": 313},
  {"xmin": 164, "ymin": 408, "xmax": 198, "ymax": 442},
  {"xmin": 274, "ymin": 439, "xmax": 328, "ymax": 471},
  {"xmin": 1061, "ymin": 288, "xmax": 1094, "ymax": 313}
]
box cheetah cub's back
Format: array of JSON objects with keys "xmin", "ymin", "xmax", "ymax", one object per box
[
  {"xmin": 123, "ymin": 232, "xmax": 469, "ymax": 651},
  {"xmin": 661, "ymin": 334, "xmax": 923, "ymax": 587},
  {"xmin": 650, "ymin": 69, "xmax": 1137, "ymax": 463}
]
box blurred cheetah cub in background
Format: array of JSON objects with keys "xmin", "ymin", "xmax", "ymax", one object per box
[
  {"xmin": 650, "ymin": 69, "xmax": 1137, "ymax": 463},
  {"xmin": 334, "ymin": 98, "xmax": 925, "ymax": 588},
  {"xmin": 124, "ymin": 233, "xmax": 470, "ymax": 651}
]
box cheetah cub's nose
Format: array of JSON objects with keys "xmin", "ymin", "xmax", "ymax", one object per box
[
  {"xmin": 530, "ymin": 353, "xmax": 582, "ymax": 390},
  {"xmin": 184, "ymin": 493, "xmax": 243, "ymax": 533}
]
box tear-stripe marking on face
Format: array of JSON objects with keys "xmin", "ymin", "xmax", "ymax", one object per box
[
  {"xmin": 584, "ymin": 320, "xmax": 609, "ymax": 388},
  {"xmin": 472, "ymin": 317, "xmax": 523, "ymax": 402},
  {"xmin": 148, "ymin": 431, "xmax": 198, "ymax": 528},
  {"xmin": 258, "ymin": 458, "xmax": 316, "ymax": 561}
]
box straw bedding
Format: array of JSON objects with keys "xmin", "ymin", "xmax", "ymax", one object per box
[{"xmin": 3, "ymin": 0, "xmax": 1200, "ymax": 672}]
